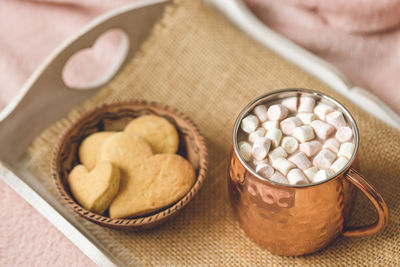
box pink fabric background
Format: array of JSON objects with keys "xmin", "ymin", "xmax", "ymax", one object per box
[
  {"xmin": 0, "ymin": 1, "xmax": 131, "ymax": 266},
  {"xmin": 1, "ymin": 0, "xmax": 399, "ymax": 266},
  {"xmin": 244, "ymin": 0, "xmax": 400, "ymax": 114}
]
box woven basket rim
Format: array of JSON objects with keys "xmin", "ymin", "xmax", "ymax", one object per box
[{"xmin": 51, "ymin": 100, "xmax": 208, "ymax": 229}]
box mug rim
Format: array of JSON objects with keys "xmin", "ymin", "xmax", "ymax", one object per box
[{"xmin": 233, "ymin": 88, "xmax": 359, "ymax": 188}]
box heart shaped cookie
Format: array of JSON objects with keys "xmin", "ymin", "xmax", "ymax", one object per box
[
  {"xmin": 109, "ymin": 154, "xmax": 195, "ymax": 219},
  {"xmin": 79, "ymin": 131, "xmax": 116, "ymax": 170},
  {"xmin": 68, "ymin": 161, "xmax": 120, "ymax": 214},
  {"xmin": 124, "ymin": 115, "xmax": 179, "ymax": 154},
  {"xmin": 99, "ymin": 131, "xmax": 153, "ymax": 173}
]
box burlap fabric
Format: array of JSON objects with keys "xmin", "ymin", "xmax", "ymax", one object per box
[{"xmin": 29, "ymin": 0, "xmax": 399, "ymax": 265}]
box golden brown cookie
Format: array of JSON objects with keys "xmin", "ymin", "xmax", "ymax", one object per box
[
  {"xmin": 78, "ymin": 131, "xmax": 115, "ymax": 170},
  {"xmin": 68, "ymin": 161, "xmax": 120, "ymax": 214},
  {"xmin": 109, "ymin": 154, "xmax": 195, "ymax": 218},
  {"xmin": 99, "ymin": 131, "xmax": 153, "ymax": 174},
  {"xmin": 124, "ymin": 115, "xmax": 179, "ymax": 154}
]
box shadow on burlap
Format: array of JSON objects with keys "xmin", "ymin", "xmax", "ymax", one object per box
[{"xmin": 28, "ymin": 0, "xmax": 400, "ymax": 266}]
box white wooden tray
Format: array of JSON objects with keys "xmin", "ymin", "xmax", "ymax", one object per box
[{"xmin": 1, "ymin": 0, "xmax": 399, "ymax": 266}]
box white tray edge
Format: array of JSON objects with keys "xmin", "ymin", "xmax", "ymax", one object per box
[
  {"xmin": 2, "ymin": 0, "xmax": 399, "ymax": 266},
  {"xmin": 0, "ymin": 162, "xmax": 122, "ymax": 267}
]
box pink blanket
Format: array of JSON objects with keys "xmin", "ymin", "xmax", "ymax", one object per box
[
  {"xmin": 1, "ymin": 0, "xmax": 399, "ymax": 265},
  {"xmin": 245, "ymin": 0, "xmax": 400, "ymax": 114},
  {"xmin": 0, "ymin": 1, "xmax": 130, "ymax": 266}
]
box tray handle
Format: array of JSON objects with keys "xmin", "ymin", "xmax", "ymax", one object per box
[{"xmin": 0, "ymin": 0, "xmax": 168, "ymax": 163}]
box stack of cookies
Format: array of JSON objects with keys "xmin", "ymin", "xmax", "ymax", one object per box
[{"xmin": 68, "ymin": 115, "xmax": 195, "ymax": 219}]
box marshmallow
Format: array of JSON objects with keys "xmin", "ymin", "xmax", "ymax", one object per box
[
  {"xmin": 253, "ymin": 105, "xmax": 268, "ymax": 122},
  {"xmin": 281, "ymin": 136, "xmax": 299, "ymax": 154},
  {"xmin": 323, "ymin": 138, "xmax": 340, "ymax": 153},
  {"xmin": 280, "ymin": 116, "xmax": 302, "ymax": 135},
  {"xmin": 326, "ymin": 110, "xmax": 347, "ymax": 129},
  {"xmin": 336, "ymin": 126, "xmax": 353, "ymax": 143},
  {"xmin": 338, "ymin": 142, "xmax": 355, "ymax": 159},
  {"xmin": 238, "ymin": 141, "xmax": 252, "ymax": 161},
  {"xmin": 288, "ymin": 152, "xmax": 312, "ymax": 170},
  {"xmin": 298, "ymin": 96, "xmax": 316, "ymax": 113},
  {"xmin": 281, "ymin": 97, "xmax": 298, "ymax": 112},
  {"xmin": 293, "ymin": 125, "xmax": 315, "ymax": 143},
  {"xmin": 304, "ymin": 167, "xmax": 319, "ymax": 181},
  {"xmin": 297, "ymin": 113, "xmax": 317, "ymax": 124},
  {"xmin": 268, "ymin": 147, "xmax": 288, "ymax": 162},
  {"xmin": 239, "ymin": 96, "xmax": 356, "ymax": 186},
  {"xmin": 241, "ymin": 115, "xmax": 259, "ymax": 133},
  {"xmin": 266, "ymin": 128, "xmax": 282, "ymax": 147},
  {"xmin": 299, "ymin": 140, "xmax": 322, "ymax": 157},
  {"xmin": 255, "ymin": 163, "xmax": 274, "ymax": 178},
  {"xmin": 311, "ymin": 120, "xmax": 335, "ymax": 139},
  {"xmin": 287, "ymin": 168, "xmax": 309, "ymax": 185},
  {"xmin": 313, "ymin": 169, "xmax": 335, "ymax": 183},
  {"xmin": 262, "ymin": 120, "xmax": 279, "ymax": 131},
  {"xmin": 267, "ymin": 104, "xmax": 289, "ymax": 121},
  {"xmin": 272, "ymin": 157, "xmax": 296, "ymax": 175},
  {"xmin": 314, "ymin": 103, "xmax": 334, "ymax": 120},
  {"xmin": 270, "ymin": 172, "xmax": 288, "ymax": 184},
  {"xmin": 330, "ymin": 157, "xmax": 348, "ymax": 173},
  {"xmin": 253, "ymin": 158, "xmax": 269, "ymax": 166},
  {"xmin": 313, "ymin": 149, "xmax": 336, "ymax": 170},
  {"xmin": 252, "ymin": 137, "xmax": 271, "ymax": 160},
  {"xmin": 249, "ymin": 127, "xmax": 266, "ymax": 143}
]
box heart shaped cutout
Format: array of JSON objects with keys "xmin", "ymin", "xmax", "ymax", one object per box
[
  {"xmin": 62, "ymin": 28, "xmax": 128, "ymax": 90},
  {"xmin": 68, "ymin": 161, "xmax": 120, "ymax": 214}
]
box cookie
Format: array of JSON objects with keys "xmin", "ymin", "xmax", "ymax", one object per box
[
  {"xmin": 99, "ymin": 131, "xmax": 153, "ymax": 173},
  {"xmin": 68, "ymin": 161, "xmax": 120, "ymax": 214},
  {"xmin": 79, "ymin": 131, "xmax": 115, "ymax": 170},
  {"xmin": 124, "ymin": 115, "xmax": 179, "ymax": 154},
  {"xmin": 109, "ymin": 154, "xmax": 195, "ymax": 218}
]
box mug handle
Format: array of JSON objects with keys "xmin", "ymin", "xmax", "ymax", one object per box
[{"xmin": 342, "ymin": 167, "xmax": 389, "ymax": 237}]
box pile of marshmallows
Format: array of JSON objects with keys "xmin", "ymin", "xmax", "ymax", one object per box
[{"xmin": 238, "ymin": 95, "xmax": 355, "ymax": 185}]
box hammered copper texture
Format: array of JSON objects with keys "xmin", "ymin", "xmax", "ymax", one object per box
[
  {"xmin": 228, "ymin": 89, "xmax": 388, "ymax": 256},
  {"xmin": 229, "ymin": 151, "xmax": 358, "ymax": 256}
]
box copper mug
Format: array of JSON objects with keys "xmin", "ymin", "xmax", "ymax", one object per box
[{"xmin": 229, "ymin": 89, "xmax": 389, "ymax": 256}]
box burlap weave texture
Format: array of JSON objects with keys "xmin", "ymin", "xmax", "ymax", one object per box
[{"xmin": 29, "ymin": 1, "xmax": 399, "ymax": 266}]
